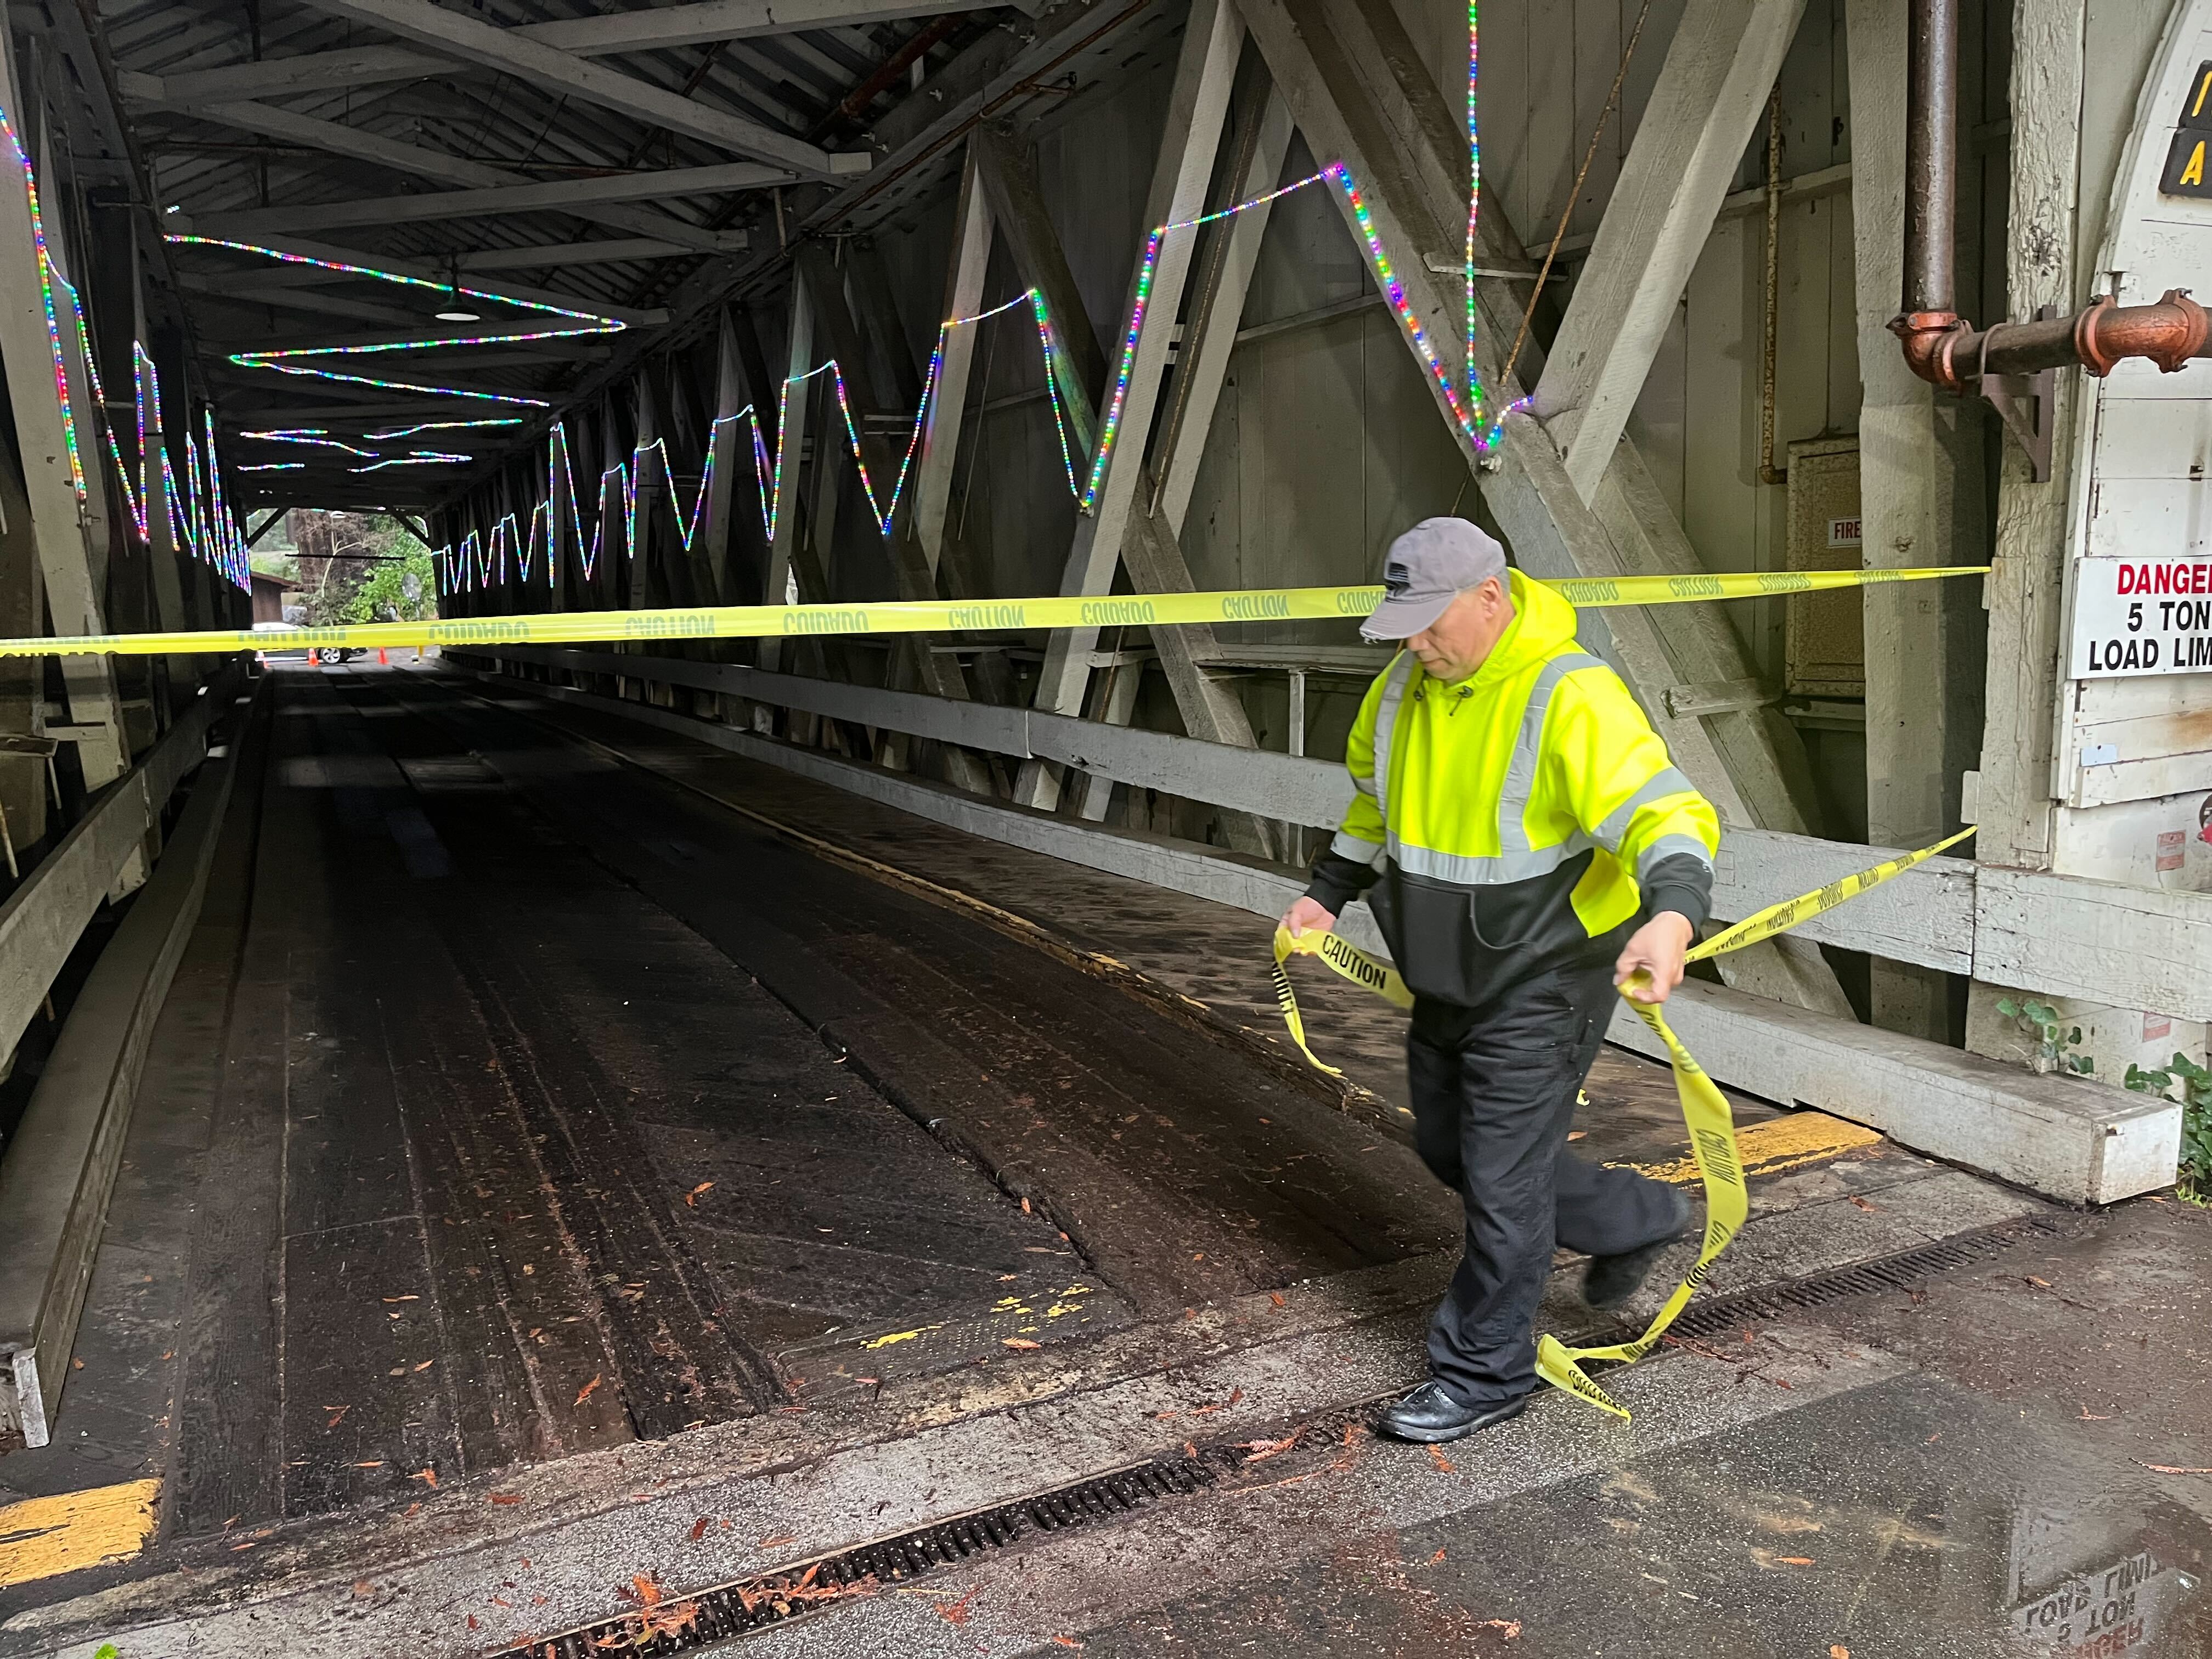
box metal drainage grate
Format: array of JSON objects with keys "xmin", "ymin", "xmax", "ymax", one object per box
[
  {"xmin": 497, "ymin": 1214, "xmax": 2067, "ymax": 1656},
  {"xmin": 1655, "ymin": 1211, "xmax": 2067, "ymax": 1342},
  {"xmin": 496, "ymin": 1401, "xmax": 1380, "ymax": 1657}
]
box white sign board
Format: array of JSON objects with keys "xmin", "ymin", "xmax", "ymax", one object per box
[{"xmin": 2069, "ymin": 557, "xmax": 2212, "ymax": 676}]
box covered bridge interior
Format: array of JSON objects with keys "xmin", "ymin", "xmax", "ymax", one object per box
[{"xmin": 0, "ymin": 0, "xmax": 2207, "ymax": 1648}]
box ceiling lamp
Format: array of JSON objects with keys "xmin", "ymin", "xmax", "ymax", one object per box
[{"xmin": 435, "ymin": 255, "xmax": 480, "ymax": 324}]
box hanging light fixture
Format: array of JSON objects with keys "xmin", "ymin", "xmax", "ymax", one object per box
[{"xmin": 435, "ymin": 253, "xmax": 480, "ymax": 324}]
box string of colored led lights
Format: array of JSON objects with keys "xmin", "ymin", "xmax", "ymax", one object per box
[
  {"xmin": 441, "ymin": 289, "xmax": 1065, "ymax": 596},
  {"xmin": 447, "ymin": 0, "xmax": 1520, "ymax": 592},
  {"xmin": 167, "ymin": 233, "xmax": 620, "ymax": 417},
  {"xmin": 0, "ymin": 95, "xmax": 252, "ymax": 589},
  {"xmin": 159, "ymin": 234, "xmax": 624, "ymax": 478}
]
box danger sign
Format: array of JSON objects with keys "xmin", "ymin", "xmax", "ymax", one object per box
[{"xmin": 2070, "ymin": 558, "xmax": 2212, "ymax": 677}]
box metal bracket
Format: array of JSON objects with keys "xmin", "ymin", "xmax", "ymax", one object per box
[{"xmin": 1972, "ymin": 305, "xmax": 2057, "ymax": 482}]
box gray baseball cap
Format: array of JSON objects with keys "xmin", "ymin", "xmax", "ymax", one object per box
[{"xmin": 1360, "ymin": 517, "xmax": 1509, "ymax": 641}]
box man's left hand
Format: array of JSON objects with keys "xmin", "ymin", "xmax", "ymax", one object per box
[{"xmin": 1615, "ymin": 912, "xmax": 1695, "ymax": 1004}]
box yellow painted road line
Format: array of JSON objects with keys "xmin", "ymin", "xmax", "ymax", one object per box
[
  {"xmin": 0, "ymin": 1477, "xmax": 159, "ymax": 1587},
  {"xmin": 1631, "ymin": 1111, "xmax": 1884, "ymax": 1187}
]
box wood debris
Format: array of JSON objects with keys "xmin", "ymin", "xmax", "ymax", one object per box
[{"xmin": 1239, "ymin": 1432, "xmax": 1301, "ymax": 1465}]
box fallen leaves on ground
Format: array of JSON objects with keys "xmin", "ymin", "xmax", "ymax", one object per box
[
  {"xmin": 734, "ymin": 1562, "xmax": 877, "ymax": 1616},
  {"xmin": 488, "ymin": 1493, "xmax": 522, "ymax": 1506},
  {"xmin": 685, "ymin": 1181, "xmax": 714, "ymax": 1206},
  {"xmin": 1003, "ymin": 1338, "xmax": 1042, "ymax": 1351},
  {"xmin": 758, "ymin": 1533, "xmax": 798, "ymax": 1549},
  {"xmin": 1478, "ymin": 1619, "xmax": 1521, "ymax": 1638},
  {"xmin": 324, "ymin": 1404, "xmax": 351, "ymax": 1428},
  {"xmin": 620, "ymin": 1572, "xmax": 701, "ymax": 1642},
  {"xmin": 575, "ymin": 1374, "xmax": 602, "ymax": 1406},
  {"xmin": 1848, "ymin": 1195, "xmax": 1876, "ymax": 1211},
  {"xmin": 1052, "ymin": 1639, "xmax": 1084, "ymax": 1649},
  {"xmin": 409, "ymin": 1468, "xmax": 438, "ymax": 1488},
  {"xmin": 936, "ymin": 1587, "xmax": 979, "ymax": 1627},
  {"xmin": 1239, "ymin": 1432, "xmax": 1301, "ymax": 1465},
  {"xmin": 2135, "ymin": 1460, "xmax": 2212, "ymax": 1474},
  {"xmin": 1268, "ymin": 1293, "xmax": 1286, "ymax": 1308},
  {"xmin": 1426, "ymin": 1445, "xmax": 1457, "ymax": 1475},
  {"xmin": 1429, "ymin": 1549, "xmax": 1446, "ymax": 1564},
  {"xmin": 690, "ymin": 1517, "xmax": 711, "ymax": 1542},
  {"xmin": 1831, "ymin": 1647, "xmax": 1851, "ymax": 1658}
]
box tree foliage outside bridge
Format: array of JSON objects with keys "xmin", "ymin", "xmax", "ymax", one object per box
[{"xmin": 285, "ymin": 511, "xmax": 437, "ymax": 628}]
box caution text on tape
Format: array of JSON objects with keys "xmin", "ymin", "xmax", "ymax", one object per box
[{"xmin": 0, "ymin": 567, "xmax": 1985, "ymax": 658}]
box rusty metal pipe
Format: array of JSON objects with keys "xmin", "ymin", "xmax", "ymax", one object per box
[
  {"xmin": 1903, "ymin": 0, "xmax": 1956, "ymax": 317},
  {"xmin": 1892, "ymin": 0, "xmax": 2211, "ymax": 390},
  {"xmin": 1893, "ymin": 291, "xmax": 2212, "ymax": 393}
]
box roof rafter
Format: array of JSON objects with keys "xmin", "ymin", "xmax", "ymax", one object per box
[
  {"xmin": 285, "ymin": 0, "xmax": 871, "ymax": 176},
  {"xmin": 172, "ymin": 230, "xmax": 673, "ymax": 325},
  {"xmin": 138, "ymin": 0, "xmax": 1017, "ymax": 105},
  {"xmin": 131, "ymin": 92, "xmax": 758, "ymax": 251}
]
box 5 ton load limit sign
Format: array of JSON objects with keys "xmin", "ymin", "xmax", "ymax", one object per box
[{"xmin": 2070, "ymin": 558, "xmax": 2212, "ymax": 675}]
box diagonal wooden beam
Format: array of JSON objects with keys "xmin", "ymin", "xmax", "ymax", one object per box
[
  {"xmin": 290, "ymin": 0, "xmax": 867, "ymax": 177},
  {"xmin": 973, "ymin": 60, "xmax": 1283, "ymax": 857},
  {"xmin": 792, "ymin": 245, "xmax": 997, "ymax": 793},
  {"xmin": 1022, "ymin": 0, "xmax": 1244, "ymax": 731},
  {"xmin": 906, "ymin": 142, "xmax": 995, "ymax": 585},
  {"xmin": 1240, "ymin": 0, "xmax": 1854, "ymax": 1017},
  {"xmin": 1531, "ymin": 0, "xmax": 1809, "ymax": 499},
  {"xmin": 969, "ymin": 125, "xmax": 1104, "ymax": 457}
]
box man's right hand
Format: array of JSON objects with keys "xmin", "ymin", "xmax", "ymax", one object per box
[{"xmin": 1281, "ymin": 896, "xmax": 1338, "ymax": 939}]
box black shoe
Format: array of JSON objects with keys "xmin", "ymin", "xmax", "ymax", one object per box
[
  {"xmin": 1373, "ymin": 1380, "xmax": 1528, "ymax": 1444},
  {"xmin": 1582, "ymin": 1189, "xmax": 1695, "ymax": 1311}
]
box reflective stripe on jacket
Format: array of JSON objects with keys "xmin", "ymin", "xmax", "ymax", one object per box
[{"xmin": 1309, "ymin": 569, "xmax": 1719, "ymax": 1006}]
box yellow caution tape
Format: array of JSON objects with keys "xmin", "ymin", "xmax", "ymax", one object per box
[
  {"xmin": 1271, "ymin": 824, "xmax": 1976, "ymax": 1419},
  {"xmin": 0, "ymin": 566, "xmax": 1985, "ymax": 658}
]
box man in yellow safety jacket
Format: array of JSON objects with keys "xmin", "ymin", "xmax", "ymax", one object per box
[{"xmin": 1280, "ymin": 517, "xmax": 1719, "ymax": 1444}]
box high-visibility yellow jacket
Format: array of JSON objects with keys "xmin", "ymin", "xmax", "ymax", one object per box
[{"xmin": 1306, "ymin": 570, "xmax": 1719, "ymax": 1007}]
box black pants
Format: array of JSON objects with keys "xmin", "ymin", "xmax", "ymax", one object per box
[{"xmin": 1407, "ymin": 956, "xmax": 1681, "ymax": 1407}]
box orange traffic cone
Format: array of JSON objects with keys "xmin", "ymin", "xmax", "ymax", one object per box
[
  {"xmin": 378, "ymin": 647, "xmax": 388, "ymax": 665},
  {"xmin": 308, "ymin": 647, "xmax": 319, "ymax": 665}
]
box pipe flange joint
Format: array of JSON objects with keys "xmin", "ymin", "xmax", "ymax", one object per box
[{"xmin": 1888, "ymin": 310, "xmax": 1970, "ymax": 393}]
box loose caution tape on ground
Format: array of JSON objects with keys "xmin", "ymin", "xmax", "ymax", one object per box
[
  {"xmin": 0, "ymin": 566, "xmax": 1984, "ymax": 658},
  {"xmin": 1271, "ymin": 825, "xmax": 1977, "ymax": 1421}
]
